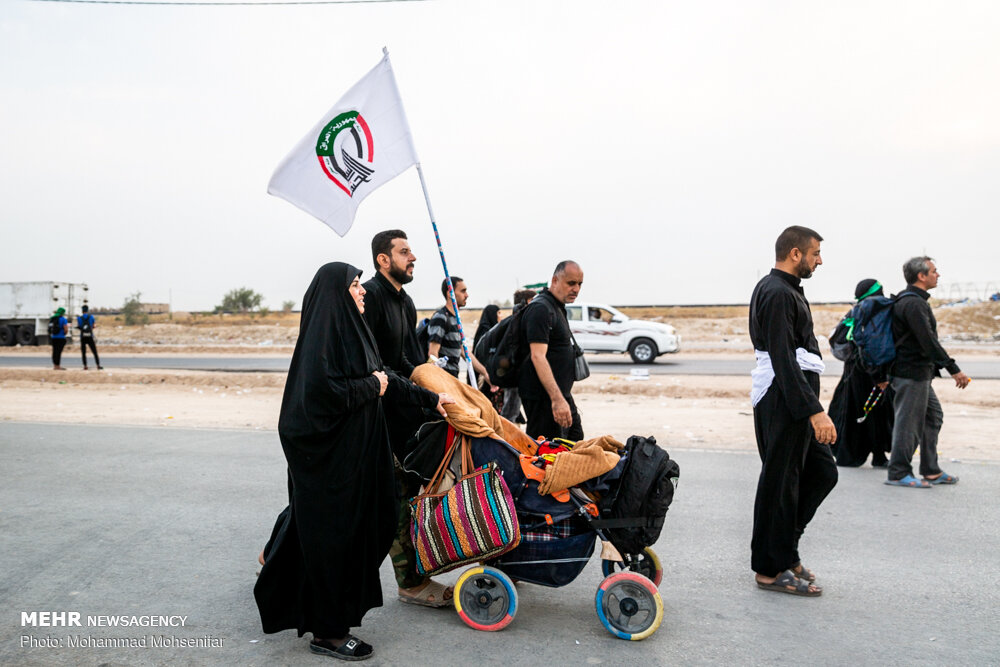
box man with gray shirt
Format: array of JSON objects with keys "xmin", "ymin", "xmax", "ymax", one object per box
[{"xmin": 885, "ymin": 256, "xmax": 971, "ymax": 488}]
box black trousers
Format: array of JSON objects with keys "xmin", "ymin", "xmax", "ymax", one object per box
[
  {"xmin": 51, "ymin": 338, "xmax": 66, "ymax": 366},
  {"xmin": 80, "ymin": 335, "xmax": 100, "ymax": 368},
  {"xmin": 751, "ymin": 386, "xmax": 838, "ymax": 576},
  {"xmin": 522, "ymin": 392, "xmax": 583, "ymax": 442}
]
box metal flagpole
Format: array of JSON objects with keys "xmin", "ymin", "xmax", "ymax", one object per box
[
  {"xmin": 414, "ymin": 162, "xmax": 477, "ymax": 388},
  {"xmin": 381, "ymin": 47, "xmax": 475, "ymax": 387}
]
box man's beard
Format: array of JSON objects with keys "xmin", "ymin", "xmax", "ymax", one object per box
[
  {"xmin": 389, "ymin": 262, "xmax": 414, "ymax": 285},
  {"xmin": 796, "ymin": 256, "xmax": 814, "ymax": 279}
]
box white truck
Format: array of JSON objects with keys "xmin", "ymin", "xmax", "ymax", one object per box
[
  {"xmin": 565, "ymin": 302, "xmax": 681, "ymax": 363},
  {"xmin": 0, "ymin": 282, "xmax": 89, "ymax": 346}
]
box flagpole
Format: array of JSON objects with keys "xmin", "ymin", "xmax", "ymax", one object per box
[
  {"xmin": 414, "ymin": 162, "xmax": 477, "ymax": 388},
  {"xmin": 382, "ymin": 47, "xmax": 475, "ymax": 387}
]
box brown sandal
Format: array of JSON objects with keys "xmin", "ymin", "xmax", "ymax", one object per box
[{"xmin": 397, "ymin": 581, "xmax": 454, "ymax": 608}]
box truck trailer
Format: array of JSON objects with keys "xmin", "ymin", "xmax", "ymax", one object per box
[{"xmin": 0, "ymin": 282, "xmax": 89, "ymax": 346}]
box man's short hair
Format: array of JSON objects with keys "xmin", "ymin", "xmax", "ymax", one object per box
[
  {"xmin": 441, "ymin": 276, "xmax": 463, "ymax": 299},
  {"xmin": 775, "ymin": 226, "xmax": 824, "ymax": 261},
  {"xmin": 553, "ymin": 260, "xmax": 579, "ymax": 277},
  {"xmin": 81, "ymin": 305, "xmax": 89, "ymax": 313},
  {"xmin": 371, "ymin": 230, "xmax": 407, "ymax": 269},
  {"xmin": 903, "ymin": 256, "xmax": 934, "ymax": 285},
  {"xmin": 513, "ymin": 289, "xmax": 536, "ymax": 306}
]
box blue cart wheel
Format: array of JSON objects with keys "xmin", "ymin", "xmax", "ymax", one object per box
[
  {"xmin": 601, "ymin": 546, "xmax": 663, "ymax": 587},
  {"xmin": 454, "ymin": 566, "xmax": 517, "ymax": 632},
  {"xmin": 595, "ymin": 571, "xmax": 663, "ymax": 640}
]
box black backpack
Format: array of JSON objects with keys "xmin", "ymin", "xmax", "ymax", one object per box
[
  {"xmin": 415, "ymin": 317, "xmax": 430, "ymax": 358},
  {"xmin": 473, "ymin": 303, "xmax": 528, "ymax": 388},
  {"xmin": 47, "ymin": 316, "xmax": 61, "ymax": 337},
  {"xmin": 78, "ymin": 314, "xmax": 93, "ymax": 338},
  {"xmin": 828, "ymin": 317, "xmax": 852, "ymax": 362},
  {"xmin": 596, "ymin": 435, "xmax": 679, "ymax": 554}
]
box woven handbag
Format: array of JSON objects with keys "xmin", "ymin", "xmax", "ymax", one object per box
[{"xmin": 410, "ymin": 431, "xmax": 521, "ymax": 577}]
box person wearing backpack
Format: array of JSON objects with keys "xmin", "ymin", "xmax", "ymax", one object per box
[
  {"xmin": 519, "ymin": 261, "xmax": 585, "ymax": 441},
  {"xmin": 828, "ymin": 279, "xmax": 894, "ymax": 467},
  {"xmin": 77, "ymin": 305, "xmax": 102, "ymax": 370},
  {"xmin": 426, "ymin": 276, "xmax": 494, "ymax": 389},
  {"xmin": 885, "ymin": 257, "xmax": 970, "ymax": 488},
  {"xmin": 48, "ymin": 307, "xmax": 69, "ymax": 370},
  {"xmin": 749, "ymin": 226, "xmax": 838, "ymax": 597},
  {"xmin": 499, "ymin": 289, "xmax": 536, "ymax": 423}
]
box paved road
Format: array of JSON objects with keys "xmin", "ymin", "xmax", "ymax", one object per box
[
  {"xmin": 2, "ymin": 422, "xmax": 997, "ymax": 666},
  {"xmin": 4, "ymin": 353, "xmax": 1000, "ymax": 378}
]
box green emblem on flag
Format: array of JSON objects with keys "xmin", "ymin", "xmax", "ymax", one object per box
[{"xmin": 316, "ymin": 111, "xmax": 374, "ymax": 196}]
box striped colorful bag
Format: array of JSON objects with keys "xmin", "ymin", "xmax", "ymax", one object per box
[{"xmin": 410, "ymin": 432, "xmax": 520, "ymax": 577}]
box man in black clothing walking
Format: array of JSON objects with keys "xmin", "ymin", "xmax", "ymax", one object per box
[
  {"xmin": 748, "ymin": 226, "xmax": 837, "ymax": 597},
  {"xmin": 519, "ymin": 260, "xmax": 584, "ymax": 441},
  {"xmin": 362, "ymin": 231, "xmax": 425, "ymax": 377},
  {"xmin": 886, "ymin": 257, "xmax": 970, "ymax": 488},
  {"xmin": 361, "ymin": 229, "xmax": 455, "ymax": 609}
]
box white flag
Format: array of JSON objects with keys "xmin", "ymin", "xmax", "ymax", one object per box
[{"xmin": 268, "ymin": 54, "xmax": 418, "ymax": 236}]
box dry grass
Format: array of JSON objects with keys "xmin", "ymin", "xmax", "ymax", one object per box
[
  {"xmin": 29, "ymin": 302, "xmax": 995, "ymax": 355},
  {"xmin": 932, "ymin": 300, "xmax": 1000, "ymax": 340}
]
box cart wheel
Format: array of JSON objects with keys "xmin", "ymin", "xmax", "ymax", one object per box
[
  {"xmin": 595, "ymin": 571, "xmax": 663, "ymax": 640},
  {"xmin": 601, "ymin": 546, "xmax": 663, "ymax": 587},
  {"xmin": 454, "ymin": 566, "xmax": 517, "ymax": 632}
]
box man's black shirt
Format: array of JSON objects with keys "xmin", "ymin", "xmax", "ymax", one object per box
[
  {"xmin": 891, "ymin": 285, "xmax": 960, "ymax": 381},
  {"xmin": 518, "ymin": 288, "xmax": 575, "ymax": 399},
  {"xmin": 749, "ymin": 268, "xmax": 823, "ymax": 421},
  {"xmin": 362, "ymin": 271, "xmax": 424, "ymax": 377}
]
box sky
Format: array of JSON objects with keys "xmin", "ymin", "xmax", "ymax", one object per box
[{"xmin": 2, "ymin": 0, "xmax": 999, "ymax": 311}]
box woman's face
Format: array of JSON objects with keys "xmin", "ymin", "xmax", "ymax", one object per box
[{"xmin": 349, "ymin": 276, "xmax": 366, "ymax": 313}]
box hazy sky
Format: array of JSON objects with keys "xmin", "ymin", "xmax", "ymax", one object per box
[{"xmin": 2, "ymin": 1, "xmax": 998, "ymax": 311}]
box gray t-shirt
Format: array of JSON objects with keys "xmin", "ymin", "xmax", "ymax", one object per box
[{"xmin": 427, "ymin": 306, "xmax": 463, "ymax": 376}]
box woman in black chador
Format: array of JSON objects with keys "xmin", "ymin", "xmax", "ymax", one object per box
[
  {"xmin": 472, "ymin": 304, "xmax": 500, "ymax": 352},
  {"xmin": 254, "ymin": 262, "xmax": 445, "ymax": 661},
  {"xmin": 829, "ymin": 278, "xmax": 894, "ymax": 467}
]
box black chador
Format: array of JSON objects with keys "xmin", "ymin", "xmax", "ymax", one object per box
[
  {"xmin": 829, "ymin": 360, "xmax": 893, "ymax": 467},
  {"xmin": 254, "ymin": 262, "xmax": 435, "ymax": 639},
  {"xmin": 829, "ymin": 280, "xmax": 894, "ymax": 467},
  {"xmin": 749, "ymin": 269, "xmax": 838, "ymax": 576}
]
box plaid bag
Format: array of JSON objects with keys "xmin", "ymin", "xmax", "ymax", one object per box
[{"xmin": 410, "ymin": 431, "xmax": 520, "ymax": 577}]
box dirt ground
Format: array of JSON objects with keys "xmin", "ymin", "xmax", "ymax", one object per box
[
  {"xmin": 3, "ymin": 303, "xmax": 997, "ymax": 461},
  {"xmin": 4, "ymin": 300, "xmax": 997, "ymax": 355},
  {"xmin": 2, "ymin": 366, "xmax": 997, "ymax": 463}
]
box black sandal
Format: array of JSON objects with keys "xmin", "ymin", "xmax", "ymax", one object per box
[
  {"xmin": 791, "ymin": 562, "xmax": 816, "ymax": 583},
  {"xmin": 309, "ymin": 635, "xmax": 374, "ymax": 661},
  {"xmin": 756, "ymin": 569, "xmax": 822, "ymax": 597}
]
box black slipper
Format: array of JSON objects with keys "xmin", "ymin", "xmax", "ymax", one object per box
[{"xmin": 309, "ymin": 636, "xmax": 374, "ymax": 661}]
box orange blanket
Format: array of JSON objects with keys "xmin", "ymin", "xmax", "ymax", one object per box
[
  {"xmin": 410, "ymin": 364, "xmax": 620, "ymax": 490},
  {"xmin": 410, "ymin": 364, "xmax": 537, "ymax": 455},
  {"xmin": 537, "ymin": 435, "xmax": 623, "ymax": 495}
]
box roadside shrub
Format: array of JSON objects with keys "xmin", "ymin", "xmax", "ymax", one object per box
[{"xmin": 216, "ymin": 287, "xmax": 264, "ymax": 314}]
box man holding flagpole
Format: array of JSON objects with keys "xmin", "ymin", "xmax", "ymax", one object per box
[
  {"xmin": 362, "ymin": 229, "xmax": 455, "ymax": 607},
  {"xmin": 265, "ymin": 48, "xmax": 470, "ymax": 620}
]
